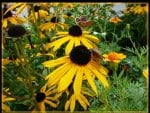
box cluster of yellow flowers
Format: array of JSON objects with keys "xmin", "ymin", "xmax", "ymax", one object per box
[{"xmin": 2, "ymin": 2, "xmax": 148, "ymax": 112}]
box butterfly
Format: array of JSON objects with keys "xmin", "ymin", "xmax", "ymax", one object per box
[
  {"xmin": 75, "ymin": 15, "xmax": 94, "ymax": 28},
  {"xmin": 90, "ymin": 48, "xmax": 104, "ymax": 62}
]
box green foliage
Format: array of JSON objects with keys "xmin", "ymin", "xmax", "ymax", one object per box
[{"xmin": 2, "ymin": 3, "xmax": 148, "ymax": 112}]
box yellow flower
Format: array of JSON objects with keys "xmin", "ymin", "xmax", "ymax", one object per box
[
  {"xmin": 62, "ymin": 12, "xmax": 74, "ymax": 19},
  {"xmin": 61, "ymin": 3, "xmax": 75, "ymax": 9},
  {"xmin": 43, "ymin": 45, "xmax": 109, "ymax": 99},
  {"xmin": 3, "ymin": 3, "xmax": 27, "ymax": 16},
  {"xmin": 143, "ymin": 67, "xmax": 148, "ymax": 79},
  {"xmin": 46, "ymin": 25, "xmax": 100, "ymax": 55},
  {"xmin": 35, "ymin": 84, "xmax": 61, "ymax": 111},
  {"xmin": 109, "ymin": 17, "xmax": 122, "ymax": 24},
  {"xmin": 2, "ymin": 4, "xmax": 26, "ymax": 28},
  {"xmin": 124, "ymin": 6, "xmax": 135, "ymax": 14},
  {"xmin": 65, "ymin": 92, "xmax": 90, "ymax": 112},
  {"xmin": 2, "ymin": 94, "xmax": 15, "ymax": 112},
  {"xmin": 39, "ymin": 16, "xmax": 68, "ymax": 32},
  {"xmin": 103, "ymin": 52, "xmax": 126, "ymax": 63},
  {"xmin": 28, "ymin": 9, "xmax": 49, "ymax": 23},
  {"xmin": 133, "ymin": 4, "xmax": 148, "ymax": 14},
  {"xmin": 2, "ymin": 58, "xmax": 11, "ymax": 66}
]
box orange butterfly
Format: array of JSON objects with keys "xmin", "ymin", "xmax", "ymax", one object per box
[
  {"xmin": 75, "ymin": 15, "xmax": 94, "ymax": 28},
  {"xmin": 90, "ymin": 48, "xmax": 104, "ymax": 62}
]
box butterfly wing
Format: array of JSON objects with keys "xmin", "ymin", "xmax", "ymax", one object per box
[{"xmin": 78, "ymin": 21, "xmax": 94, "ymax": 28}]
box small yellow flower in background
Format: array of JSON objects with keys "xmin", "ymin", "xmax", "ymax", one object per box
[
  {"xmin": 2, "ymin": 58, "xmax": 11, "ymax": 66},
  {"xmin": 61, "ymin": 3, "xmax": 75, "ymax": 9},
  {"xmin": 43, "ymin": 45, "xmax": 109, "ymax": 101},
  {"xmin": 2, "ymin": 4, "xmax": 26, "ymax": 28},
  {"xmin": 62, "ymin": 12, "xmax": 74, "ymax": 19},
  {"xmin": 46, "ymin": 25, "xmax": 99, "ymax": 55},
  {"xmin": 2, "ymin": 94, "xmax": 15, "ymax": 112},
  {"xmin": 28, "ymin": 9, "xmax": 49, "ymax": 23},
  {"xmin": 109, "ymin": 17, "xmax": 122, "ymax": 24},
  {"xmin": 103, "ymin": 52, "xmax": 126, "ymax": 63},
  {"xmin": 143, "ymin": 67, "xmax": 148, "ymax": 79},
  {"xmin": 124, "ymin": 6, "xmax": 134, "ymax": 14},
  {"xmin": 133, "ymin": 4, "xmax": 148, "ymax": 14},
  {"xmin": 39, "ymin": 16, "xmax": 69, "ymax": 32},
  {"xmin": 34, "ymin": 84, "xmax": 61, "ymax": 111}
]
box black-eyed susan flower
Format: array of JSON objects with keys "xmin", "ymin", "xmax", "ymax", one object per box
[
  {"xmin": 46, "ymin": 25, "xmax": 100, "ymax": 55},
  {"xmin": 134, "ymin": 4, "xmax": 148, "ymax": 14},
  {"xmin": 43, "ymin": 45, "xmax": 109, "ymax": 98},
  {"xmin": 28, "ymin": 8, "xmax": 49, "ymax": 23},
  {"xmin": 2, "ymin": 4, "xmax": 26, "ymax": 28},
  {"xmin": 109, "ymin": 17, "xmax": 122, "ymax": 24},
  {"xmin": 2, "ymin": 94, "xmax": 15, "ymax": 112},
  {"xmin": 103, "ymin": 52, "xmax": 126, "ymax": 63},
  {"xmin": 39, "ymin": 16, "xmax": 69, "ymax": 32},
  {"xmin": 143, "ymin": 67, "xmax": 148, "ymax": 79},
  {"xmin": 62, "ymin": 12, "xmax": 74, "ymax": 19},
  {"xmin": 35, "ymin": 84, "xmax": 61, "ymax": 111}
]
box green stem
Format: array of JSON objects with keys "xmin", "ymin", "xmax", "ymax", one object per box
[
  {"xmin": 15, "ymin": 37, "xmax": 39, "ymax": 110},
  {"xmin": 31, "ymin": 5, "xmax": 46, "ymax": 53}
]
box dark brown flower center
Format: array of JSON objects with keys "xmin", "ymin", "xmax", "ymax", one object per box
[
  {"xmin": 69, "ymin": 25, "xmax": 82, "ymax": 36},
  {"xmin": 8, "ymin": 25, "xmax": 26, "ymax": 37},
  {"xmin": 34, "ymin": 5, "xmax": 41, "ymax": 12},
  {"xmin": 36, "ymin": 92, "xmax": 46, "ymax": 102},
  {"xmin": 141, "ymin": 4, "xmax": 146, "ymax": 7},
  {"xmin": 70, "ymin": 45, "xmax": 91, "ymax": 65},
  {"xmin": 51, "ymin": 17, "xmax": 59, "ymax": 23},
  {"xmin": 67, "ymin": 12, "xmax": 72, "ymax": 17}
]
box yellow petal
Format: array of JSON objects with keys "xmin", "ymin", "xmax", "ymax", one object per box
[
  {"xmin": 2, "ymin": 19, "xmax": 8, "ymax": 28},
  {"xmin": 39, "ymin": 102, "xmax": 45, "ymax": 111},
  {"xmin": 52, "ymin": 37, "xmax": 70, "ymax": 51},
  {"xmin": 84, "ymin": 34, "xmax": 99, "ymax": 43},
  {"xmin": 65, "ymin": 39, "xmax": 75, "ymax": 55},
  {"xmin": 65, "ymin": 100, "xmax": 70, "ymax": 111},
  {"xmin": 46, "ymin": 63, "xmax": 71, "ymax": 86},
  {"xmin": 52, "ymin": 35, "xmax": 65, "ymax": 40},
  {"xmin": 74, "ymin": 38, "xmax": 81, "ymax": 46},
  {"xmin": 87, "ymin": 63, "xmax": 109, "ymax": 88},
  {"xmin": 3, "ymin": 97, "xmax": 15, "ymax": 102},
  {"xmin": 85, "ymin": 39, "xmax": 98, "ymax": 48},
  {"xmin": 15, "ymin": 17, "xmax": 26, "ymax": 23},
  {"xmin": 91, "ymin": 61, "xmax": 108, "ymax": 76},
  {"xmin": 73, "ymin": 66, "xmax": 83, "ymax": 97},
  {"xmin": 80, "ymin": 38, "xmax": 93, "ymax": 49},
  {"xmin": 4, "ymin": 3, "xmax": 23, "ymax": 15},
  {"xmin": 46, "ymin": 96, "xmax": 58, "ymax": 101},
  {"xmin": 84, "ymin": 67, "xmax": 98, "ymax": 96},
  {"xmin": 80, "ymin": 94, "xmax": 90, "ymax": 106},
  {"xmin": 45, "ymin": 89, "xmax": 57, "ymax": 96},
  {"xmin": 40, "ymin": 84, "xmax": 47, "ymax": 92},
  {"xmin": 57, "ymin": 64, "xmax": 77, "ymax": 92},
  {"xmin": 16, "ymin": 3, "xmax": 26, "ymax": 15},
  {"xmin": 8, "ymin": 17, "xmax": 17, "ymax": 24},
  {"xmin": 42, "ymin": 56, "xmax": 69, "ymax": 68},
  {"xmin": 83, "ymin": 31, "xmax": 90, "ymax": 34},
  {"xmin": 70, "ymin": 94, "xmax": 76, "ymax": 112},
  {"xmin": 39, "ymin": 23, "xmax": 54, "ymax": 31},
  {"xmin": 56, "ymin": 31, "xmax": 68, "ymax": 35},
  {"xmin": 44, "ymin": 100, "xmax": 57, "ymax": 108},
  {"xmin": 2, "ymin": 103, "xmax": 10, "ymax": 112},
  {"xmin": 77, "ymin": 95, "xmax": 87, "ymax": 110}
]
